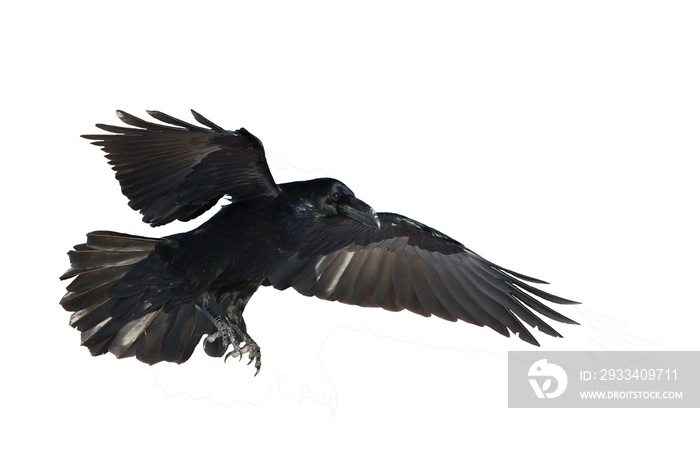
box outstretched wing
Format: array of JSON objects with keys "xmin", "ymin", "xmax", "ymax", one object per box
[
  {"xmin": 267, "ymin": 213, "xmax": 579, "ymax": 345},
  {"xmin": 82, "ymin": 110, "xmax": 279, "ymax": 226}
]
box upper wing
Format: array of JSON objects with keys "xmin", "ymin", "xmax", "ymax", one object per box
[
  {"xmin": 267, "ymin": 213, "xmax": 579, "ymax": 345},
  {"xmin": 82, "ymin": 110, "xmax": 279, "ymax": 226}
]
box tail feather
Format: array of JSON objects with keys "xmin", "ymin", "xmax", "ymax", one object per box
[
  {"xmin": 69, "ymin": 297, "xmax": 111, "ymax": 332},
  {"xmin": 60, "ymin": 230, "xmax": 157, "ymax": 280},
  {"xmin": 60, "ymin": 231, "xmax": 213, "ymax": 364},
  {"xmin": 65, "ymin": 266, "xmax": 132, "ymax": 295}
]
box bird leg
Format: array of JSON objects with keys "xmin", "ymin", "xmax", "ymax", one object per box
[
  {"xmin": 196, "ymin": 303, "xmax": 262, "ymax": 376},
  {"xmin": 225, "ymin": 330, "xmax": 261, "ymax": 376}
]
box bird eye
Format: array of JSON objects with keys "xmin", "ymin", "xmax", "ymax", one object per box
[{"xmin": 331, "ymin": 193, "xmax": 340, "ymax": 202}]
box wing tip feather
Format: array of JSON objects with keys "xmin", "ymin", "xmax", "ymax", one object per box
[{"xmin": 190, "ymin": 109, "xmax": 225, "ymax": 131}]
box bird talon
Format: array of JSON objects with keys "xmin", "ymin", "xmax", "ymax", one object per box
[
  {"xmin": 224, "ymin": 347, "xmax": 242, "ymax": 363},
  {"xmin": 200, "ymin": 312, "xmax": 261, "ymax": 375}
]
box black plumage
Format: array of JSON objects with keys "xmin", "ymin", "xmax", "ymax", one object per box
[{"xmin": 60, "ymin": 110, "xmax": 579, "ymax": 374}]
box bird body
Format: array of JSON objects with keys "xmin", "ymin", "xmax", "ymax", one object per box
[{"xmin": 60, "ymin": 110, "xmax": 578, "ymax": 375}]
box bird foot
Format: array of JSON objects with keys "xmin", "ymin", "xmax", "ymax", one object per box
[
  {"xmin": 197, "ymin": 304, "xmax": 261, "ymax": 376},
  {"xmin": 224, "ymin": 332, "xmax": 261, "ymax": 376}
]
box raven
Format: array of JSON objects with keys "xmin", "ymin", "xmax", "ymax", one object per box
[{"xmin": 60, "ymin": 110, "xmax": 579, "ymax": 375}]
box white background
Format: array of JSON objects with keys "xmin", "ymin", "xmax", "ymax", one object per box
[{"xmin": 2, "ymin": 1, "xmax": 698, "ymax": 464}]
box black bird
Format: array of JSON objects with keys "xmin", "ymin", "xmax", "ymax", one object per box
[{"xmin": 60, "ymin": 110, "xmax": 579, "ymax": 375}]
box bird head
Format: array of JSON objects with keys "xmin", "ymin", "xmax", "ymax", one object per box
[{"xmin": 284, "ymin": 178, "xmax": 381, "ymax": 229}]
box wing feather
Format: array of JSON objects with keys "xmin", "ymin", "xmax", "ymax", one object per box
[
  {"xmin": 331, "ymin": 249, "xmax": 366, "ymax": 304},
  {"xmin": 349, "ymin": 249, "xmax": 383, "ymax": 307},
  {"xmin": 82, "ymin": 110, "xmax": 279, "ymax": 226},
  {"xmin": 392, "ymin": 251, "xmax": 429, "ymax": 316},
  {"xmin": 268, "ymin": 212, "xmax": 578, "ymax": 345},
  {"xmin": 372, "ymin": 251, "xmax": 402, "ymax": 311}
]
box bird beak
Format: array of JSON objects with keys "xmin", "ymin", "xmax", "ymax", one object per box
[{"xmin": 340, "ymin": 197, "xmax": 381, "ymax": 229}]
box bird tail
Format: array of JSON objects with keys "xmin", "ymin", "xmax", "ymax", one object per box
[{"xmin": 59, "ymin": 231, "xmax": 213, "ymax": 364}]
